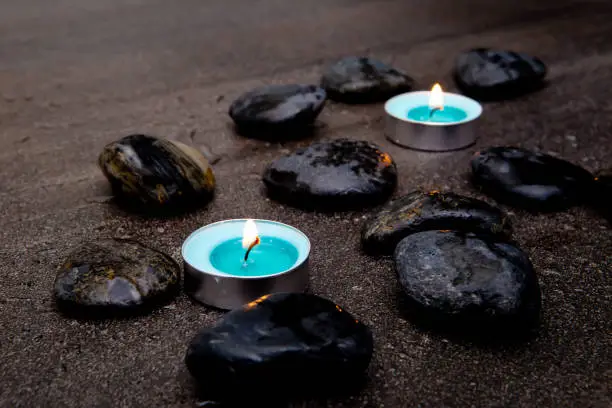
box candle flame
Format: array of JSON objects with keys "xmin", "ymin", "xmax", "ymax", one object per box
[
  {"xmin": 429, "ymin": 83, "xmax": 444, "ymax": 111},
  {"xmin": 242, "ymin": 219, "xmax": 260, "ymax": 249}
]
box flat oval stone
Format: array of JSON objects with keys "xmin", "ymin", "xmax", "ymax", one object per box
[
  {"xmin": 471, "ymin": 146, "xmax": 594, "ymax": 212},
  {"xmin": 394, "ymin": 231, "xmax": 541, "ymax": 333},
  {"xmin": 321, "ymin": 57, "xmax": 415, "ymax": 103},
  {"xmin": 185, "ymin": 293, "xmax": 373, "ymax": 401},
  {"xmin": 454, "ymin": 48, "xmax": 547, "ymax": 101},
  {"xmin": 229, "ymin": 84, "xmax": 326, "ymax": 139},
  {"xmin": 54, "ymin": 239, "xmax": 180, "ymax": 317},
  {"xmin": 362, "ymin": 190, "xmax": 511, "ymax": 255},
  {"xmin": 263, "ymin": 139, "xmax": 397, "ymax": 211},
  {"xmin": 98, "ymin": 134, "xmax": 215, "ymax": 214}
]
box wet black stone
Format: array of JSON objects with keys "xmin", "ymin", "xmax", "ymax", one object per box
[
  {"xmin": 321, "ymin": 57, "xmax": 415, "ymax": 103},
  {"xmin": 185, "ymin": 293, "xmax": 373, "ymax": 401},
  {"xmin": 454, "ymin": 48, "xmax": 547, "ymax": 101},
  {"xmin": 228, "ymin": 84, "xmax": 326, "ymax": 139},
  {"xmin": 471, "ymin": 146, "xmax": 594, "ymax": 212},
  {"xmin": 54, "ymin": 239, "xmax": 180, "ymax": 317},
  {"xmin": 394, "ymin": 231, "xmax": 541, "ymax": 334},
  {"xmin": 263, "ymin": 139, "xmax": 397, "ymax": 211},
  {"xmin": 99, "ymin": 134, "xmax": 215, "ymax": 215},
  {"xmin": 362, "ymin": 190, "xmax": 511, "ymax": 255},
  {"xmin": 593, "ymin": 169, "xmax": 612, "ymax": 218}
]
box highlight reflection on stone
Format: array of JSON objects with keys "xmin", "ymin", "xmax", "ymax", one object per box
[
  {"xmin": 229, "ymin": 84, "xmax": 326, "ymax": 139},
  {"xmin": 454, "ymin": 48, "xmax": 547, "ymax": 101},
  {"xmin": 98, "ymin": 134, "xmax": 215, "ymax": 214},
  {"xmin": 263, "ymin": 139, "xmax": 397, "ymax": 211},
  {"xmin": 362, "ymin": 190, "xmax": 511, "ymax": 255},
  {"xmin": 321, "ymin": 56, "xmax": 415, "ymax": 103},
  {"xmin": 54, "ymin": 239, "xmax": 180, "ymax": 317},
  {"xmin": 185, "ymin": 293, "xmax": 373, "ymax": 401},
  {"xmin": 394, "ymin": 230, "xmax": 541, "ymax": 334},
  {"xmin": 471, "ymin": 146, "xmax": 593, "ymax": 212}
]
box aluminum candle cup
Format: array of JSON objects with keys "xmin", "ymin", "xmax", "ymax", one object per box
[
  {"xmin": 182, "ymin": 219, "xmax": 310, "ymax": 310},
  {"xmin": 384, "ymin": 86, "xmax": 483, "ymax": 152}
]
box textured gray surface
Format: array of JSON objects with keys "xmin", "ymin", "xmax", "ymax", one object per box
[{"xmin": 0, "ymin": 0, "xmax": 611, "ymax": 407}]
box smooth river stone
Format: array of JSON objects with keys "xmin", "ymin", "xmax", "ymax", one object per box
[
  {"xmin": 362, "ymin": 190, "xmax": 511, "ymax": 255},
  {"xmin": 394, "ymin": 231, "xmax": 541, "ymax": 333},
  {"xmin": 321, "ymin": 57, "xmax": 415, "ymax": 103},
  {"xmin": 99, "ymin": 134, "xmax": 215, "ymax": 214},
  {"xmin": 54, "ymin": 239, "xmax": 180, "ymax": 317},
  {"xmin": 228, "ymin": 84, "xmax": 326, "ymax": 139},
  {"xmin": 454, "ymin": 48, "xmax": 547, "ymax": 101},
  {"xmin": 471, "ymin": 146, "xmax": 594, "ymax": 212},
  {"xmin": 263, "ymin": 139, "xmax": 397, "ymax": 211},
  {"xmin": 185, "ymin": 293, "xmax": 373, "ymax": 401}
]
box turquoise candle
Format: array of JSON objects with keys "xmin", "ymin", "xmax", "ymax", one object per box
[
  {"xmin": 407, "ymin": 106, "xmax": 468, "ymax": 123},
  {"xmin": 210, "ymin": 236, "xmax": 299, "ymax": 277},
  {"xmin": 182, "ymin": 219, "xmax": 310, "ymax": 279}
]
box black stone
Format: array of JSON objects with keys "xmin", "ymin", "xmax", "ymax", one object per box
[
  {"xmin": 263, "ymin": 139, "xmax": 397, "ymax": 211},
  {"xmin": 454, "ymin": 48, "xmax": 547, "ymax": 101},
  {"xmin": 99, "ymin": 134, "xmax": 215, "ymax": 214},
  {"xmin": 592, "ymin": 169, "xmax": 612, "ymax": 218},
  {"xmin": 362, "ymin": 190, "xmax": 511, "ymax": 255},
  {"xmin": 228, "ymin": 84, "xmax": 326, "ymax": 139},
  {"xmin": 471, "ymin": 146, "xmax": 594, "ymax": 212},
  {"xmin": 185, "ymin": 293, "xmax": 373, "ymax": 401},
  {"xmin": 54, "ymin": 239, "xmax": 180, "ymax": 317},
  {"xmin": 321, "ymin": 57, "xmax": 415, "ymax": 103},
  {"xmin": 394, "ymin": 231, "xmax": 541, "ymax": 334}
]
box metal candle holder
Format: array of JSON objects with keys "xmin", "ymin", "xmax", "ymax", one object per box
[
  {"xmin": 384, "ymin": 91, "xmax": 483, "ymax": 152},
  {"xmin": 182, "ymin": 219, "xmax": 310, "ymax": 310}
]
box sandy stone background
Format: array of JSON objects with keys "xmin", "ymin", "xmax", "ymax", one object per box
[{"xmin": 0, "ymin": 0, "xmax": 610, "ymax": 407}]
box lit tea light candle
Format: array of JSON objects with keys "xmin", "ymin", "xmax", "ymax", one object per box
[
  {"xmin": 182, "ymin": 219, "xmax": 310, "ymax": 310},
  {"xmin": 385, "ymin": 83, "xmax": 483, "ymax": 151}
]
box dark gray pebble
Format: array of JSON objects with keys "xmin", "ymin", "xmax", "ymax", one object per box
[
  {"xmin": 362, "ymin": 190, "xmax": 511, "ymax": 255},
  {"xmin": 471, "ymin": 146, "xmax": 594, "ymax": 212},
  {"xmin": 263, "ymin": 139, "xmax": 397, "ymax": 211},
  {"xmin": 321, "ymin": 57, "xmax": 414, "ymax": 103},
  {"xmin": 454, "ymin": 48, "xmax": 547, "ymax": 101},
  {"xmin": 185, "ymin": 293, "xmax": 373, "ymax": 401}
]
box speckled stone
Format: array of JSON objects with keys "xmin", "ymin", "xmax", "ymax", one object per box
[
  {"xmin": 98, "ymin": 134, "xmax": 215, "ymax": 214},
  {"xmin": 394, "ymin": 231, "xmax": 541, "ymax": 333},
  {"xmin": 362, "ymin": 190, "xmax": 511, "ymax": 255},
  {"xmin": 185, "ymin": 293, "xmax": 373, "ymax": 401},
  {"xmin": 263, "ymin": 139, "xmax": 397, "ymax": 211},
  {"xmin": 228, "ymin": 84, "xmax": 326, "ymax": 139},
  {"xmin": 471, "ymin": 146, "xmax": 594, "ymax": 212},
  {"xmin": 54, "ymin": 239, "xmax": 180, "ymax": 316},
  {"xmin": 321, "ymin": 57, "xmax": 415, "ymax": 103},
  {"xmin": 454, "ymin": 48, "xmax": 547, "ymax": 101}
]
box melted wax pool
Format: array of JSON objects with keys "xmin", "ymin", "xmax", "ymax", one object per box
[
  {"xmin": 407, "ymin": 106, "xmax": 468, "ymax": 123},
  {"xmin": 210, "ymin": 236, "xmax": 299, "ymax": 277}
]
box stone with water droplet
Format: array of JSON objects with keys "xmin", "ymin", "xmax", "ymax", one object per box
[
  {"xmin": 54, "ymin": 239, "xmax": 180, "ymax": 317},
  {"xmin": 454, "ymin": 49, "xmax": 547, "ymax": 101},
  {"xmin": 394, "ymin": 230, "xmax": 541, "ymax": 335},
  {"xmin": 321, "ymin": 57, "xmax": 415, "ymax": 103},
  {"xmin": 185, "ymin": 293, "xmax": 373, "ymax": 401},
  {"xmin": 263, "ymin": 139, "xmax": 397, "ymax": 211},
  {"xmin": 98, "ymin": 134, "xmax": 215, "ymax": 214}
]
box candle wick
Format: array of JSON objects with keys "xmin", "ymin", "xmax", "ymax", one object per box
[
  {"xmin": 429, "ymin": 107, "xmax": 442, "ymax": 118},
  {"xmin": 244, "ymin": 237, "xmax": 261, "ymax": 262}
]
